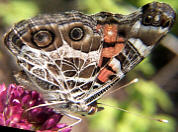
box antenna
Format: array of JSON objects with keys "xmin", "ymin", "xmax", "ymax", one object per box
[
  {"xmin": 98, "ymin": 103, "xmax": 169, "ymax": 123},
  {"xmin": 100, "ymin": 78, "xmax": 168, "ymax": 123},
  {"xmin": 25, "ymin": 101, "xmax": 66, "ymax": 112},
  {"xmin": 102, "ymin": 78, "xmax": 139, "ymax": 98}
]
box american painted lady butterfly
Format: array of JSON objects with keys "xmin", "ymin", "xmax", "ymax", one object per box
[{"xmin": 4, "ymin": 1, "xmax": 176, "ymax": 129}]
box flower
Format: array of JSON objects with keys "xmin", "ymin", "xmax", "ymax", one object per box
[{"xmin": 0, "ymin": 83, "xmax": 71, "ymax": 132}]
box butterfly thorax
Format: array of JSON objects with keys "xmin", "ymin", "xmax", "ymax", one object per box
[{"xmin": 48, "ymin": 100, "xmax": 104, "ymax": 115}]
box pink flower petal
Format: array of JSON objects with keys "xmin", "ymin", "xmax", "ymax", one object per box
[{"xmin": 0, "ymin": 84, "xmax": 71, "ymax": 132}]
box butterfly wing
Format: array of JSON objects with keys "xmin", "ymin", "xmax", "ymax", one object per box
[
  {"xmin": 83, "ymin": 2, "xmax": 176, "ymax": 105},
  {"xmin": 4, "ymin": 12, "xmax": 104, "ymax": 102}
]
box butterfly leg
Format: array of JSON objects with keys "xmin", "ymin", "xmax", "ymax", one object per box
[{"xmin": 58, "ymin": 112, "xmax": 82, "ymax": 132}]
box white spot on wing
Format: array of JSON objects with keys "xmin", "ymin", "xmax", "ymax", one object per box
[
  {"xmin": 108, "ymin": 31, "xmax": 113, "ymax": 36},
  {"xmin": 128, "ymin": 38, "xmax": 148, "ymax": 56},
  {"xmin": 109, "ymin": 58, "xmax": 123, "ymax": 76},
  {"xmin": 131, "ymin": 21, "xmax": 141, "ymax": 32}
]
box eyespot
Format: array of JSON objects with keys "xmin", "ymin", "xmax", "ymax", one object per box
[
  {"xmin": 154, "ymin": 14, "xmax": 161, "ymax": 22},
  {"xmin": 152, "ymin": 14, "xmax": 161, "ymax": 26},
  {"xmin": 163, "ymin": 19, "xmax": 172, "ymax": 28},
  {"xmin": 143, "ymin": 14, "xmax": 153, "ymax": 25},
  {"xmin": 70, "ymin": 27, "xmax": 84, "ymax": 41},
  {"xmin": 33, "ymin": 30, "xmax": 53, "ymax": 47}
]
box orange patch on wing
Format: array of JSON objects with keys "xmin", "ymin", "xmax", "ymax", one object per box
[
  {"xmin": 102, "ymin": 24, "xmax": 125, "ymax": 43},
  {"xmin": 97, "ymin": 24, "xmax": 102, "ymax": 31},
  {"xmin": 97, "ymin": 68, "xmax": 114, "ymax": 83},
  {"xmin": 102, "ymin": 43, "xmax": 124, "ymax": 58},
  {"xmin": 97, "ymin": 24, "xmax": 125, "ymax": 67},
  {"xmin": 97, "ymin": 24, "xmax": 125, "ymax": 43},
  {"xmin": 98, "ymin": 43, "xmax": 124, "ymax": 67},
  {"xmin": 103, "ymin": 24, "xmax": 118, "ymax": 43}
]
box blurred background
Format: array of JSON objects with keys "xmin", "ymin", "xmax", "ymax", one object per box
[{"xmin": 0, "ymin": 0, "xmax": 177, "ymax": 132}]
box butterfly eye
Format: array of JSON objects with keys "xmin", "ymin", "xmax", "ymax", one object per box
[
  {"xmin": 70, "ymin": 27, "xmax": 84, "ymax": 41},
  {"xmin": 33, "ymin": 30, "xmax": 53, "ymax": 47},
  {"xmin": 143, "ymin": 14, "xmax": 153, "ymax": 25}
]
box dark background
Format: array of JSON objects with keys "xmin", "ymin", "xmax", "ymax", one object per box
[{"xmin": 0, "ymin": 0, "xmax": 178, "ymax": 132}]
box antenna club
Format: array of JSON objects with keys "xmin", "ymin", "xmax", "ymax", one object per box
[
  {"xmin": 133, "ymin": 78, "xmax": 139, "ymax": 83},
  {"xmin": 158, "ymin": 119, "xmax": 169, "ymax": 123}
]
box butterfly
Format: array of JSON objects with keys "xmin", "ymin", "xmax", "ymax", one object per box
[{"xmin": 4, "ymin": 1, "xmax": 176, "ymax": 129}]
